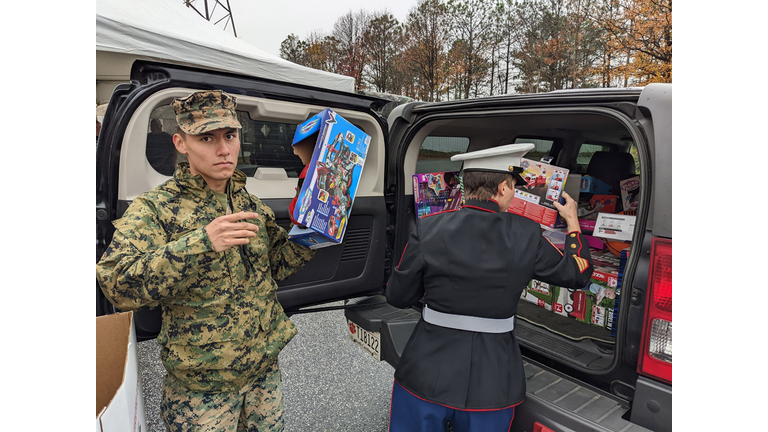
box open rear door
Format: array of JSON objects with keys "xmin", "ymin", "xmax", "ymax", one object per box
[{"xmin": 96, "ymin": 60, "xmax": 390, "ymax": 338}]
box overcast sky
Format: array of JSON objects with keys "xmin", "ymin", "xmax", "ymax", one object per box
[{"xmin": 218, "ymin": 0, "xmax": 421, "ymax": 57}]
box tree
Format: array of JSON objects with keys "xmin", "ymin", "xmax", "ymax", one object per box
[
  {"xmin": 447, "ymin": 0, "xmax": 497, "ymax": 98},
  {"xmin": 333, "ymin": 10, "xmax": 372, "ymax": 91},
  {"xmin": 363, "ymin": 12, "xmax": 403, "ymax": 93},
  {"xmin": 403, "ymin": 0, "xmax": 451, "ymax": 101},
  {"xmin": 279, "ymin": 34, "xmax": 307, "ymax": 65},
  {"xmin": 595, "ymin": 0, "xmax": 672, "ymax": 84}
]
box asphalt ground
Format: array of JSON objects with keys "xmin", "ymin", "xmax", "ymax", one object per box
[{"xmin": 137, "ymin": 302, "xmax": 395, "ymax": 432}]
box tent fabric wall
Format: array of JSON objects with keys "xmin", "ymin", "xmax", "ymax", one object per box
[{"xmin": 96, "ymin": 0, "xmax": 355, "ymax": 95}]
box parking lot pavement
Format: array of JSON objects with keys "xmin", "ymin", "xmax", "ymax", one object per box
[{"xmin": 137, "ymin": 302, "xmax": 395, "ymax": 431}]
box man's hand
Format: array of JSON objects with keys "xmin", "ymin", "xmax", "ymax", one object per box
[
  {"xmin": 205, "ymin": 212, "xmax": 260, "ymax": 252},
  {"xmin": 553, "ymin": 192, "xmax": 580, "ymax": 232}
]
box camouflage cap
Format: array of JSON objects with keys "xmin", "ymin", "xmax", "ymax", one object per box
[{"xmin": 171, "ymin": 90, "xmax": 242, "ymax": 135}]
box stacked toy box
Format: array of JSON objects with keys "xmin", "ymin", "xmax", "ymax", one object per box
[
  {"xmin": 289, "ymin": 108, "xmax": 371, "ymax": 249},
  {"xmin": 413, "ymin": 171, "xmax": 464, "ymax": 218}
]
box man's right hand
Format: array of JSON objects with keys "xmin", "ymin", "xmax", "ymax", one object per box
[
  {"xmin": 205, "ymin": 212, "xmax": 260, "ymax": 252},
  {"xmin": 553, "ymin": 192, "xmax": 581, "ymax": 232}
]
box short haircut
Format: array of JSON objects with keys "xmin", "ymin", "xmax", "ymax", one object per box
[{"xmin": 463, "ymin": 171, "xmax": 516, "ymax": 200}]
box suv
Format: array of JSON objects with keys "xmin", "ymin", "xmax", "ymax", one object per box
[{"xmin": 97, "ymin": 60, "xmax": 671, "ymax": 432}]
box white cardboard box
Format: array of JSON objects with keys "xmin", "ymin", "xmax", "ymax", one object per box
[
  {"xmin": 593, "ymin": 212, "xmax": 636, "ymax": 241},
  {"xmin": 96, "ymin": 312, "xmax": 147, "ymax": 432}
]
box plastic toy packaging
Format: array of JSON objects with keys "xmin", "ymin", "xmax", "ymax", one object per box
[{"xmin": 412, "ymin": 172, "xmax": 464, "ymax": 218}]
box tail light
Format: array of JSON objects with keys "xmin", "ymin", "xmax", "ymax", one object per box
[{"xmin": 637, "ymin": 237, "xmax": 672, "ymax": 383}]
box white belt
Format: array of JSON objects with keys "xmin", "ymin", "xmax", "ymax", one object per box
[{"xmin": 422, "ymin": 305, "xmax": 515, "ymax": 333}]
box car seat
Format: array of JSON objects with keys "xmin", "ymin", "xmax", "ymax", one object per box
[{"xmin": 585, "ymin": 151, "xmax": 636, "ymax": 196}]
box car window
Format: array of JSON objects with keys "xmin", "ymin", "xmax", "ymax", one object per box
[
  {"xmin": 574, "ymin": 142, "xmax": 613, "ymax": 173},
  {"xmin": 513, "ymin": 138, "xmax": 554, "ymax": 162},
  {"xmin": 147, "ymin": 107, "xmax": 304, "ymax": 178},
  {"xmin": 415, "ymin": 136, "xmax": 470, "ymax": 174}
]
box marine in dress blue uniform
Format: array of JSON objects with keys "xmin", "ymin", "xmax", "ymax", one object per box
[{"xmin": 386, "ymin": 144, "xmax": 593, "ymax": 431}]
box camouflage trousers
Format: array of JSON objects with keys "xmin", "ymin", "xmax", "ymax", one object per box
[{"xmin": 161, "ymin": 361, "xmax": 285, "ymax": 432}]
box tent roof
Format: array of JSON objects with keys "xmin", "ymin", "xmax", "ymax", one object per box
[{"xmin": 96, "ymin": 0, "xmax": 355, "ymax": 93}]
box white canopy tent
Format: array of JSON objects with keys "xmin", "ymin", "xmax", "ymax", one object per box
[{"xmin": 96, "ymin": 0, "xmax": 355, "ymax": 104}]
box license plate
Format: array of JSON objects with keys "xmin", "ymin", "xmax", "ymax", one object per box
[{"xmin": 346, "ymin": 319, "xmax": 381, "ymax": 361}]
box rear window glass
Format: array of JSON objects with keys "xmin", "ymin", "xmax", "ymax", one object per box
[
  {"xmin": 514, "ymin": 138, "xmax": 554, "ymax": 162},
  {"xmin": 416, "ymin": 136, "xmax": 470, "ymax": 173},
  {"xmin": 146, "ymin": 107, "xmax": 304, "ymax": 178},
  {"xmin": 577, "ymin": 143, "xmax": 612, "ymax": 166}
]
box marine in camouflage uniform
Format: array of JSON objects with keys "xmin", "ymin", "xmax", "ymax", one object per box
[{"xmin": 96, "ymin": 90, "xmax": 314, "ymax": 432}]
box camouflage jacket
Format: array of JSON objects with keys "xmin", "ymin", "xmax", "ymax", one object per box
[{"xmin": 96, "ymin": 163, "xmax": 314, "ymax": 393}]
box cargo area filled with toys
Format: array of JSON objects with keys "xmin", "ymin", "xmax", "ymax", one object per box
[{"xmin": 413, "ymin": 153, "xmax": 639, "ymax": 344}]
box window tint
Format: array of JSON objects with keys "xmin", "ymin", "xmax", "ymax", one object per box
[
  {"xmin": 149, "ymin": 107, "xmax": 304, "ymax": 178},
  {"xmin": 514, "ymin": 138, "xmax": 554, "ymax": 162},
  {"xmin": 577, "ymin": 143, "xmax": 612, "ymax": 167},
  {"xmin": 416, "ymin": 136, "xmax": 470, "ymax": 174},
  {"xmin": 236, "ymin": 111, "xmax": 302, "ymax": 178},
  {"xmin": 146, "ymin": 105, "xmax": 180, "ymax": 176}
]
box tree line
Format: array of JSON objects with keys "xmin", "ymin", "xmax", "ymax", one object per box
[{"xmin": 280, "ymin": 0, "xmax": 671, "ymax": 101}]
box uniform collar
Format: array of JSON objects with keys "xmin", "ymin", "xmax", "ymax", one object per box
[
  {"xmin": 172, "ymin": 162, "xmax": 247, "ymax": 194},
  {"xmin": 462, "ymin": 198, "xmax": 501, "ymax": 213}
]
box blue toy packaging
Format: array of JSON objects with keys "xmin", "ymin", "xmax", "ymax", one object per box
[{"xmin": 288, "ymin": 108, "xmax": 371, "ymax": 249}]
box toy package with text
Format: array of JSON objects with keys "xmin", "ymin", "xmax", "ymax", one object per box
[
  {"xmin": 289, "ymin": 108, "xmax": 371, "ymax": 249},
  {"xmin": 413, "ymin": 171, "xmax": 464, "ymax": 218},
  {"xmin": 508, "ymin": 158, "xmax": 569, "ymax": 228}
]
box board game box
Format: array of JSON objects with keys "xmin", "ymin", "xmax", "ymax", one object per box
[
  {"xmin": 413, "ymin": 171, "xmax": 464, "ymax": 218},
  {"xmin": 289, "ymin": 108, "xmax": 371, "ymax": 249}
]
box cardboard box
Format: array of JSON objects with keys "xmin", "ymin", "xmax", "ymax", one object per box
[
  {"xmin": 508, "ymin": 159, "xmax": 569, "ymax": 228},
  {"xmin": 413, "ymin": 171, "xmax": 464, "ymax": 218},
  {"xmin": 593, "ymin": 213, "xmax": 636, "ymax": 241},
  {"xmin": 552, "ymin": 286, "xmax": 591, "ymax": 324},
  {"xmin": 96, "ymin": 312, "xmax": 147, "ymax": 432},
  {"xmin": 289, "ymin": 108, "xmax": 372, "ymax": 249},
  {"xmin": 521, "ymin": 279, "xmax": 554, "ymax": 311},
  {"xmin": 580, "ymin": 176, "xmax": 614, "ymax": 195},
  {"xmin": 584, "ymin": 267, "xmax": 619, "ymax": 330},
  {"xmin": 619, "ymin": 176, "xmax": 640, "ymax": 211}
]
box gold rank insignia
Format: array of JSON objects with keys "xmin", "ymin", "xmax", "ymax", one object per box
[{"xmin": 572, "ymin": 254, "xmax": 590, "ymax": 273}]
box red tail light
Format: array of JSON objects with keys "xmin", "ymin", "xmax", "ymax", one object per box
[{"xmin": 637, "ymin": 237, "xmax": 672, "ymax": 383}]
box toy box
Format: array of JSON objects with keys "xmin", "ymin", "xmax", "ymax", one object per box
[
  {"xmin": 289, "ymin": 108, "xmax": 371, "ymax": 249},
  {"xmin": 619, "ymin": 176, "xmax": 640, "ymax": 211},
  {"xmin": 551, "ymin": 265, "xmax": 618, "ymax": 329},
  {"xmin": 580, "ymin": 176, "xmax": 614, "ymax": 195},
  {"xmin": 413, "ymin": 171, "xmax": 464, "ymax": 218},
  {"xmin": 584, "ymin": 266, "xmax": 619, "ymax": 330},
  {"xmin": 508, "ymin": 159, "xmax": 569, "ymax": 228},
  {"xmin": 552, "ymin": 285, "xmax": 591, "ymax": 324},
  {"xmin": 520, "ymin": 279, "xmax": 554, "ymax": 311},
  {"xmin": 593, "ymin": 212, "xmax": 636, "ymax": 242}
]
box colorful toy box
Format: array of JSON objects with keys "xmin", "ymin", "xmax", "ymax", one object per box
[
  {"xmin": 580, "ymin": 176, "xmax": 614, "ymax": 195},
  {"xmin": 585, "ymin": 266, "xmax": 619, "ymax": 330},
  {"xmin": 413, "ymin": 171, "xmax": 464, "ymax": 218},
  {"xmin": 619, "ymin": 176, "xmax": 640, "ymax": 211},
  {"xmin": 521, "ymin": 279, "xmax": 554, "ymax": 311},
  {"xmin": 508, "ymin": 158, "xmax": 569, "ymax": 228},
  {"xmin": 289, "ymin": 108, "xmax": 371, "ymax": 249}
]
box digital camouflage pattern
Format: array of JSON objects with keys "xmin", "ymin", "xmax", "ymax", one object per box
[
  {"xmin": 161, "ymin": 361, "xmax": 285, "ymax": 432},
  {"xmin": 96, "ymin": 163, "xmax": 314, "ymax": 393},
  {"xmin": 172, "ymin": 89, "xmax": 242, "ymax": 135}
]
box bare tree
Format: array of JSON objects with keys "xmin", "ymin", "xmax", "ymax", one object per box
[
  {"xmin": 332, "ymin": 10, "xmax": 372, "ymax": 91},
  {"xmin": 363, "ymin": 11, "xmax": 403, "ymax": 93},
  {"xmin": 403, "ymin": 0, "xmax": 451, "ymax": 101}
]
